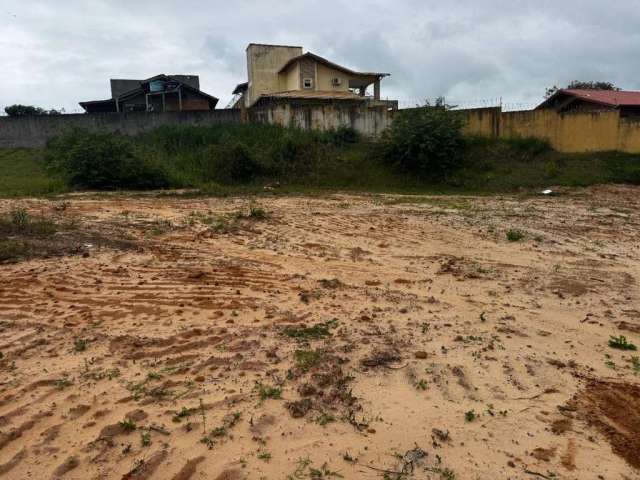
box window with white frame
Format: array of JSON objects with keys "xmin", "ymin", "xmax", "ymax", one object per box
[{"xmin": 303, "ymin": 78, "xmax": 313, "ymax": 89}]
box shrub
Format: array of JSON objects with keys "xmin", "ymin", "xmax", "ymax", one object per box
[
  {"xmin": 205, "ymin": 141, "xmax": 261, "ymax": 183},
  {"xmin": 323, "ymin": 126, "xmax": 360, "ymax": 145},
  {"xmin": 4, "ymin": 104, "xmax": 61, "ymax": 117},
  {"xmin": 382, "ymin": 106, "xmax": 465, "ymax": 179},
  {"xmin": 506, "ymin": 229, "xmax": 525, "ymax": 242},
  {"xmin": 45, "ymin": 129, "xmax": 171, "ymax": 190}
]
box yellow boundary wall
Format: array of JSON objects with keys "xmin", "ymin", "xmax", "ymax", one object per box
[{"xmin": 461, "ymin": 107, "xmax": 640, "ymax": 153}]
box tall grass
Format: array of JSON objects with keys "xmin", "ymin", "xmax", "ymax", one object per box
[{"xmin": 1, "ymin": 124, "xmax": 640, "ymax": 198}]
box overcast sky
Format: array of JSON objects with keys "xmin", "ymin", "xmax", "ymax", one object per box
[{"xmin": 2, "ymin": 0, "xmax": 640, "ymax": 112}]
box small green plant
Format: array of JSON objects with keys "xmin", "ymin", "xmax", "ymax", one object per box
[
  {"xmin": 608, "ymin": 335, "xmax": 637, "ymax": 351},
  {"xmin": 172, "ymin": 406, "xmax": 194, "ymax": 422},
  {"xmin": 464, "ymin": 410, "xmax": 477, "ymax": 422},
  {"xmin": 249, "ymin": 206, "xmax": 268, "ymax": 220},
  {"xmin": 140, "ymin": 431, "xmax": 151, "ymax": 446},
  {"xmin": 314, "ymin": 411, "xmax": 336, "ymax": 427},
  {"xmin": 55, "ymin": 378, "xmax": 73, "ymax": 390},
  {"xmin": 256, "ymin": 383, "xmax": 282, "ymax": 401},
  {"xmin": 506, "ymin": 229, "xmax": 524, "ymax": 242},
  {"xmin": 147, "ymin": 371, "xmax": 162, "ymax": 381},
  {"xmin": 257, "ymin": 451, "xmax": 272, "ymax": 462},
  {"xmin": 294, "ymin": 349, "xmax": 326, "ymax": 372},
  {"xmin": 630, "ymin": 356, "xmax": 640, "ymax": 374},
  {"xmin": 415, "ymin": 379, "xmax": 428, "ymax": 390},
  {"xmin": 119, "ymin": 418, "xmax": 137, "ymax": 432},
  {"xmin": 202, "ymin": 411, "xmax": 241, "ymax": 445},
  {"xmin": 342, "ymin": 452, "xmax": 355, "ymax": 463},
  {"xmin": 283, "ymin": 320, "xmax": 337, "ymax": 340},
  {"xmin": 74, "ymin": 338, "xmax": 88, "ymax": 352},
  {"xmin": 10, "ymin": 208, "xmax": 28, "ymax": 228}
]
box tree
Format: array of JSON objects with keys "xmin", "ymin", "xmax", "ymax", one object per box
[
  {"xmin": 382, "ymin": 101, "xmax": 465, "ymax": 179},
  {"xmin": 4, "ymin": 104, "xmax": 62, "ymax": 117},
  {"xmin": 545, "ymin": 81, "xmax": 620, "ymax": 99}
]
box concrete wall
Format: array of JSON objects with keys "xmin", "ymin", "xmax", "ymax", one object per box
[
  {"xmin": 462, "ymin": 107, "xmax": 640, "ymax": 153},
  {"xmin": 246, "ymin": 44, "xmax": 302, "ymax": 106},
  {"xmin": 316, "ymin": 63, "xmax": 351, "ymax": 93},
  {"xmin": 0, "ymin": 110, "xmax": 241, "ymax": 148},
  {"xmin": 251, "ymin": 101, "xmax": 392, "ymax": 137}
]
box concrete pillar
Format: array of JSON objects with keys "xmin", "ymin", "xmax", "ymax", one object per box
[{"xmin": 373, "ymin": 79, "xmax": 380, "ymax": 100}]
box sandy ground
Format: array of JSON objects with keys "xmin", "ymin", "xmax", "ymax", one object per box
[{"xmin": 1, "ymin": 186, "xmax": 639, "ymax": 480}]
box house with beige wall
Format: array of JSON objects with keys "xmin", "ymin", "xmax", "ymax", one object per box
[{"xmin": 231, "ymin": 43, "xmax": 395, "ymax": 109}]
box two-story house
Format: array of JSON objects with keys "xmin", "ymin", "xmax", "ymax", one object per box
[{"xmin": 231, "ymin": 44, "xmax": 395, "ymax": 109}]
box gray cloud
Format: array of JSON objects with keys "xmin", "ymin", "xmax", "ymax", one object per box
[{"xmin": 1, "ymin": 0, "xmax": 639, "ymax": 111}]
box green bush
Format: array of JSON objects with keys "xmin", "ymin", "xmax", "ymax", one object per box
[
  {"xmin": 382, "ymin": 107, "xmax": 465, "ymax": 179},
  {"xmin": 45, "ymin": 129, "xmax": 171, "ymax": 190},
  {"xmin": 205, "ymin": 141, "xmax": 261, "ymax": 183}
]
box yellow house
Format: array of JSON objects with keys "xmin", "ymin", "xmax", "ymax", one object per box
[{"xmin": 231, "ymin": 43, "xmax": 394, "ymax": 109}]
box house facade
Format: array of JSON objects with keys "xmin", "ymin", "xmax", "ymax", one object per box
[
  {"xmin": 231, "ymin": 44, "xmax": 396, "ymax": 110},
  {"xmin": 80, "ymin": 74, "xmax": 218, "ymax": 113}
]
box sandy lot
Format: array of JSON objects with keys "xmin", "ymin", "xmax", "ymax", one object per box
[{"xmin": 1, "ymin": 186, "xmax": 639, "ymax": 480}]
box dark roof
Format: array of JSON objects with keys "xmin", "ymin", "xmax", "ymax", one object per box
[
  {"xmin": 255, "ymin": 90, "xmax": 367, "ymax": 102},
  {"xmin": 80, "ymin": 74, "xmax": 218, "ymax": 112},
  {"xmin": 247, "ymin": 42, "xmax": 302, "ymax": 50},
  {"xmin": 537, "ymin": 89, "xmax": 640, "ymax": 110},
  {"xmin": 278, "ymin": 52, "xmax": 389, "ymax": 78},
  {"xmin": 232, "ymin": 82, "xmax": 248, "ymax": 95}
]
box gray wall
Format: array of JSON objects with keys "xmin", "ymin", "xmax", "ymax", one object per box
[
  {"xmin": 0, "ymin": 110, "xmax": 241, "ymax": 148},
  {"xmin": 250, "ymin": 101, "xmax": 393, "ymax": 137}
]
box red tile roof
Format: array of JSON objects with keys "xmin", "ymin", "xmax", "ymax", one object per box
[{"xmin": 561, "ymin": 89, "xmax": 640, "ymax": 107}]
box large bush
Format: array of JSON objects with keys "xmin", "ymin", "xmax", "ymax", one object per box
[
  {"xmin": 205, "ymin": 140, "xmax": 262, "ymax": 183},
  {"xmin": 382, "ymin": 106, "xmax": 465, "ymax": 178},
  {"xmin": 45, "ymin": 129, "xmax": 170, "ymax": 190}
]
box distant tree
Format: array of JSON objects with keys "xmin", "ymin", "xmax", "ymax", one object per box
[
  {"xmin": 4, "ymin": 104, "xmax": 62, "ymax": 117},
  {"xmin": 545, "ymin": 81, "xmax": 620, "ymax": 99}
]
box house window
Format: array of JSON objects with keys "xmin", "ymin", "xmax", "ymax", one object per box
[{"xmin": 303, "ymin": 78, "xmax": 313, "ymax": 89}]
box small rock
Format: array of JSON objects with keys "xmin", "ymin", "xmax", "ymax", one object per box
[{"xmin": 414, "ymin": 351, "xmax": 428, "ymax": 359}]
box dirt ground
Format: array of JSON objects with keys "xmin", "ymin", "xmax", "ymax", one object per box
[{"xmin": 1, "ymin": 185, "xmax": 639, "ymax": 480}]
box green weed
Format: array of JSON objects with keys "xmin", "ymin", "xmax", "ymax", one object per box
[{"xmin": 609, "ymin": 335, "xmax": 637, "ymax": 351}]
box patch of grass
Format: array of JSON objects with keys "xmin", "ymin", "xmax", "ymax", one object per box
[
  {"xmin": 140, "ymin": 431, "xmax": 151, "ymax": 446},
  {"xmin": 314, "ymin": 411, "xmax": 336, "ymax": 427},
  {"xmin": 283, "ymin": 320, "xmax": 337, "ymax": 340},
  {"xmin": 256, "ymin": 383, "xmax": 282, "ymax": 401},
  {"xmin": 415, "ymin": 379, "xmax": 428, "ymax": 390},
  {"xmin": 201, "ymin": 412, "xmax": 241, "ymax": 447},
  {"xmin": 506, "ymin": 229, "xmax": 525, "ymax": 242},
  {"xmin": 73, "ymin": 338, "xmax": 88, "ymax": 352},
  {"xmin": 630, "ymin": 356, "xmax": 640, "ymax": 374},
  {"xmin": 464, "ymin": 410, "xmax": 477, "ymax": 422},
  {"xmin": 172, "ymin": 407, "xmax": 194, "ymax": 422},
  {"xmin": 609, "ymin": 335, "xmax": 637, "ymax": 351},
  {"xmin": 294, "ymin": 349, "xmax": 327, "ymax": 372},
  {"xmin": 55, "ymin": 378, "xmax": 73, "ymax": 390},
  {"xmin": 257, "ymin": 451, "xmax": 272, "ymax": 462},
  {"xmin": 119, "ymin": 418, "xmax": 137, "ymax": 432},
  {"xmin": 0, "ymin": 149, "xmax": 66, "ymax": 197},
  {"xmin": 0, "ymin": 208, "xmax": 57, "ymax": 236},
  {"xmin": 249, "ymin": 205, "xmax": 268, "ymax": 219}
]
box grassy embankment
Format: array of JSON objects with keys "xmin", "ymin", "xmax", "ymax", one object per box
[{"xmin": 1, "ymin": 124, "xmax": 639, "ymax": 198}]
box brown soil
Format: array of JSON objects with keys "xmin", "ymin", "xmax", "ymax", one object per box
[
  {"xmin": 569, "ymin": 380, "xmax": 640, "ymax": 469},
  {"xmin": 1, "ymin": 185, "xmax": 640, "ymax": 479}
]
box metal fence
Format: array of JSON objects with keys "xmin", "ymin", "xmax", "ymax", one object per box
[{"xmin": 394, "ymin": 97, "xmax": 538, "ymax": 112}]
